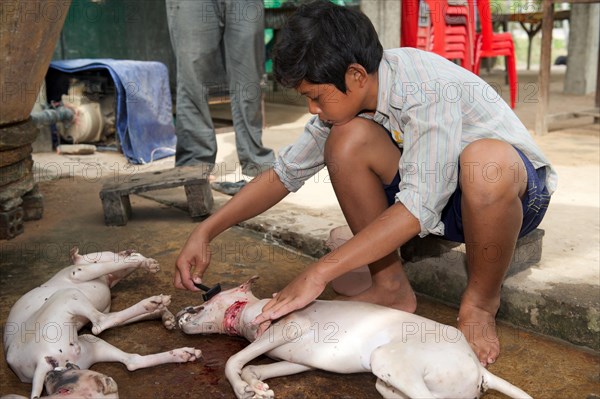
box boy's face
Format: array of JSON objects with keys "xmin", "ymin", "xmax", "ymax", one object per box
[{"xmin": 296, "ymin": 79, "xmax": 365, "ymax": 126}]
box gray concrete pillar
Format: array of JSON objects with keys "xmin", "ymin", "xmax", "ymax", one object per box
[
  {"xmin": 361, "ymin": 0, "xmax": 401, "ymax": 50},
  {"xmin": 564, "ymin": 3, "xmax": 599, "ymax": 95}
]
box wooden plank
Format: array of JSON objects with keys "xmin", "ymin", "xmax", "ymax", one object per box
[
  {"xmin": 101, "ymin": 165, "xmax": 212, "ymax": 195},
  {"xmin": 535, "ymin": 0, "xmax": 555, "ymax": 135},
  {"xmin": 498, "ymin": 9, "xmax": 570, "ymax": 24},
  {"xmin": 535, "ymin": 0, "xmax": 600, "ymax": 133},
  {"xmin": 573, "ymin": 109, "xmax": 600, "ymax": 118},
  {"xmin": 99, "ymin": 164, "xmax": 214, "ymax": 225},
  {"xmin": 542, "ymin": 108, "xmax": 600, "ymax": 130},
  {"xmin": 546, "ymin": 112, "xmax": 580, "ymax": 124},
  {"xmin": 100, "ymin": 191, "xmax": 131, "ymax": 226},
  {"xmin": 596, "ymin": 37, "xmax": 600, "ymax": 123},
  {"xmin": 185, "ymin": 183, "xmax": 214, "ymax": 218}
]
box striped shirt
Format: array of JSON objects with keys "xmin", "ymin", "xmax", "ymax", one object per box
[{"xmin": 273, "ymin": 48, "xmax": 558, "ymax": 237}]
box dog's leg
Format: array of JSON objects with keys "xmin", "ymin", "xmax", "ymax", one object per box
[
  {"xmin": 30, "ymin": 361, "xmax": 54, "ymax": 399},
  {"xmin": 370, "ymin": 344, "xmax": 435, "ymax": 398},
  {"xmin": 68, "ymin": 253, "xmax": 159, "ymax": 283},
  {"xmin": 77, "ymin": 334, "xmax": 201, "ymax": 370},
  {"xmin": 225, "ymin": 319, "xmax": 311, "ymax": 399},
  {"xmin": 374, "ymin": 378, "xmax": 409, "ymax": 399},
  {"xmin": 112, "ymin": 306, "xmax": 176, "ymax": 330},
  {"xmin": 90, "ymin": 295, "xmax": 172, "ymax": 334},
  {"xmin": 59, "ymin": 290, "xmax": 172, "ymax": 335},
  {"xmin": 240, "ymin": 362, "xmax": 313, "ymax": 399}
]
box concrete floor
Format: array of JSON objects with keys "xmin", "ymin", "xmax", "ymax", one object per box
[{"xmin": 0, "ymin": 176, "xmax": 598, "ymax": 398}]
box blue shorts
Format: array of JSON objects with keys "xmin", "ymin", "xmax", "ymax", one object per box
[{"xmin": 384, "ymin": 148, "xmax": 551, "ymax": 243}]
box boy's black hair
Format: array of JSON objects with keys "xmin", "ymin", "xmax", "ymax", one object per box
[{"xmin": 272, "ymin": 0, "xmax": 383, "ymax": 93}]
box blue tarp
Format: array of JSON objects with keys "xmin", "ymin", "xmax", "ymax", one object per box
[{"xmin": 49, "ymin": 59, "xmax": 176, "ymax": 164}]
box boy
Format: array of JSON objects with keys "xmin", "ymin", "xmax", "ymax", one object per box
[{"xmin": 174, "ymin": 1, "xmax": 556, "ymax": 366}]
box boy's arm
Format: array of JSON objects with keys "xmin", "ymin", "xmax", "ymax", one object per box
[
  {"xmin": 174, "ymin": 168, "xmax": 290, "ymax": 291},
  {"xmin": 253, "ymin": 201, "xmax": 421, "ymax": 331}
]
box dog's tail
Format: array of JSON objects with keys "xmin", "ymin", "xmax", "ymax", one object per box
[{"xmin": 482, "ymin": 368, "xmax": 533, "ymax": 399}]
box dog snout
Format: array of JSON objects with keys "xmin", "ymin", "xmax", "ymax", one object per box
[
  {"xmin": 45, "ymin": 363, "xmax": 80, "ymax": 384},
  {"xmin": 44, "ymin": 367, "xmax": 70, "ymax": 386},
  {"xmin": 66, "ymin": 362, "xmax": 80, "ymax": 370},
  {"xmin": 45, "ymin": 368, "xmax": 62, "ymax": 383},
  {"xmin": 176, "ymin": 306, "xmax": 204, "ymax": 327}
]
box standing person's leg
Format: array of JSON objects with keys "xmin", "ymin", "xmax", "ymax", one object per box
[
  {"xmin": 325, "ymin": 118, "xmax": 417, "ymax": 313},
  {"xmin": 456, "ymin": 139, "xmax": 528, "ymax": 366},
  {"xmin": 223, "ymin": 0, "xmax": 275, "ymax": 177},
  {"xmin": 166, "ymin": 0, "xmax": 224, "ymax": 167}
]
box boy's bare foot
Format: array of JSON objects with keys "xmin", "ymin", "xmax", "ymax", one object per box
[
  {"xmin": 457, "ymin": 302, "xmax": 500, "ymax": 367},
  {"xmin": 339, "ymin": 282, "xmax": 417, "ymax": 313}
]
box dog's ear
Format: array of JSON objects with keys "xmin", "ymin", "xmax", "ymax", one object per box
[
  {"xmin": 240, "ymin": 275, "xmax": 260, "ymax": 292},
  {"xmin": 94, "ymin": 375, "xmax": 119, "ymax": 395},
  {"xmin": 69, "ymin": 247, "xmax": 81, "ymax": 264}
]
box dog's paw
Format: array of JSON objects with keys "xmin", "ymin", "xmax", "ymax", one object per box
[
  {"xmin": 241, "ymin": 368, "xmax": 274, "ymax": 399},
  {"xmin": 124, "ymin": 252, "xmax": 144, "ymax": 262},
  {"xmin": 249, "ymin": 381, "xmax": 274, "ymax": 399},
  {"xmin": 238, "ymin": 383, "xmax": 273, "ymax": 399},
  {"xmin": 124, "ymin": 253, "xmax": 159, "ymax": 272},
  {"xmin": 141, "ymin": 258, "xmax": 160, "ymax": 273},
  {"xmin": 231, "ymin": 382, "xmax": 252, "ymax": 399},
  {"xmin": 161, "ymin": 308, "xmax": 177, "ymax": 330},
  {"xmin": 143, "ymin": 294, "xmax": 171, "ymax": 313},
  {"xmin": 170, "ymin": 347, "xmax": 202, "ymax": 362}
]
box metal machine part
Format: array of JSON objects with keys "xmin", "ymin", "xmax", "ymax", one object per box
[
  {"xmin": 38, "ymin": 76, "xmax": 117, "ymax": 145},
  {"xmin": 59, "ymin": 80, "xmax": 112, "ymax": 144}
]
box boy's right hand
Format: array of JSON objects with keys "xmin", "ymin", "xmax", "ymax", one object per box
[{"xmin": 174, "ymin": 228, "xmax": 212, "ymax": 291}]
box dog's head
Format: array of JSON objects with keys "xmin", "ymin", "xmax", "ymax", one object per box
[
  {"xmin": 44, "ymin": 363, "xmax": 119, "ymax": 398},
  {"xmin": 176, "ymin": 276, "xmax": 260, "ymax": 335}
]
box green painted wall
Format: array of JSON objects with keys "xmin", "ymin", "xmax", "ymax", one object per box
[
  {"xmin": 51, "ymin": 0, "xmax": 359, "ymax": 94},
  {"xmin": 52, "ymin": 0, "xmax": 177, "ymax": 91}
]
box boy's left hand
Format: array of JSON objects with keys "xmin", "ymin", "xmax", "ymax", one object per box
[{"xmin": 253, "ymin": 264, "xmax": 327, "ymax": 336}]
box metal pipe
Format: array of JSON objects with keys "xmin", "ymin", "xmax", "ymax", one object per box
[{"xmin": 30, "ymin": 106, "xmax": 74, "ymax": 126}]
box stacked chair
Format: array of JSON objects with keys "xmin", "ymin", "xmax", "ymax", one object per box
[
  {"xmin": 413, "ymin": 0, "xmax": 518, "ymax": 108},
  {"xmin": 416, "ymin": 0, "xmax": 475, "ymax": 72},
  {"xmin": 474, "ymin": 0, "xmax": 518, "ymax": 108}
]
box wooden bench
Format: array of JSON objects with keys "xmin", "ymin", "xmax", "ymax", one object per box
[{"xmin": 99, "ymin": 165, "xmax": 213, "ymax": 226}]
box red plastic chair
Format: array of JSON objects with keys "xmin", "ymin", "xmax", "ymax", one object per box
[
  {"xmin": 402, "ymin": 0, "xmax": 420, "ymax": 47},
  {"xmin": 418, "ymin": 0, "xmax": 475, "ymax": 72},
  {"xmin": 474, "ymin": 0, "xmax": 518, "ymax": 108}
]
